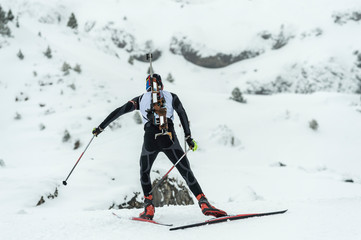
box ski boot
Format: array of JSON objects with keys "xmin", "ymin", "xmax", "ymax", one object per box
[
  {"xmin": 197, "ymin": 194, "xmax": 227, "ymax": 217},
  {"xmin": 139, "ymin": 195, "xmax": 155, "ymax": 220}
]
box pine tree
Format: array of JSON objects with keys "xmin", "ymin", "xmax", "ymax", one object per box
[
  {"xmin": 7, "ymin": 10, "xmax": 14, "ymax": 21},
  {"xmin": 17, "ymin": 50, "xmax": 24, "ymax": 60},
  {"xmin": 128, "ymin": 56, "xmax": 134, "ymax": 65},
  {"xmin": 166, "ymin": 73, "xmax": 175, "ymax": 83},
  {"xmin": 0, "ymin": 5, "xmax": 6, "ymax": 23},
  {"xmin": 73, "ymin": 64, "xmax": 81, "ymax": 73},
  {"xmin": 309, "ymin": 119, "xmax": 319, "ymax": 131},
  {"xmin": 44, "ymin": 46, "xmax": 52, "ymax": 59},
  {"xmin": 67, "ymin": 13, "xmax": 78, "ymax": 29},
  {"xmin": 61, "ymin": 62, "xmax": 71, "ymax": 75},
  {"xmin": 0, "ymin": 5, "xmax": 11, "ymax": 36}
]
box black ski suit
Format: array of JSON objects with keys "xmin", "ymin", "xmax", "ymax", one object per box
[{"xmin": 98, "ymin": 90, "xmax": 203, "ymax": 197}]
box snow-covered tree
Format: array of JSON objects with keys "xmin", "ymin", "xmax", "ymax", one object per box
[
  {"xmin": 17, "ymin": 50, "xmax": 24, "ymax": 60},
  {"xmin": 67, "ymin": 13, "xmax": 78, "ymax": 29},
  {"xmin": 166, "ymin": 73, "xmax": 175, "ymax": 83},
  {"xmin": 7, "ymin": 10, "xmax": 14, "ymax": 21},
  {"xmin": 73, "ymin": 64, "xmax": 81, "ymax": 73},
  {"xmin": 44, "ymin": 46, "xmax": 52, "ymax": 59},
  {"xmin": 309, "ymin": 119, "xmax": 319, "ymax": 131},
  {"xmin": 63, "ymin": 130, "xmax": 71, "ymax": 142},
  {"xmin": 0, "ymin": 5, "xmax": 11, "ymax": 36},
  {"xmin": 128, "ymin": 56, "xmax": 134, "ymax": 65},
  {"xmin": 61, "ymin": 62, "xmax": 71, "ymax": 75},
  {"xmin": 0, "ymin": 5, "xmax": 7, "ymax": 23}
]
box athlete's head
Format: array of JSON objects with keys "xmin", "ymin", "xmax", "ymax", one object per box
[{"xmin": 146, "ymin": 74, "xmax": 163, "ymax": 92}]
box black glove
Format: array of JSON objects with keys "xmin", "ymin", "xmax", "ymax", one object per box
[
  {"xmin": 185, "ymin": 135, "xmax": 198, "ymax": 151},
  {"xmin": 92, "ymin": 127, "xmax": 103, "ymax": 137}
]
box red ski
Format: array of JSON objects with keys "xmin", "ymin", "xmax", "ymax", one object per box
[
  {"xmin": 169, "ymin": 209, "xmax": 287, "ymax": 231},
  {"xmin": 112, "ymin": 212, "xmax": 173, "ymax": 226}
]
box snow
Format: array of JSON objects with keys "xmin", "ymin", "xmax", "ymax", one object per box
[{"xmin": 1, "ymin": 0, "xmax": 361, "ymax": 239}]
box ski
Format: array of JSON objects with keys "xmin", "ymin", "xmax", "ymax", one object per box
[
  {"xmin": 169, "ymin": 209, "xmax": 287, "ymax": 231},
  {"xmin": 112, "ymin": 212, "xmax": 173, "ymax": 227}
]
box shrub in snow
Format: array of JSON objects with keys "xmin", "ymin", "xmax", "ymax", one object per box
[
  {"xmin": 355, "ymin": 51, "xmax": 361, "ymax": 68},
  {"xmin": 36, "ymin": 197, "xmax": 45, "ymax": 206},
  {"xmin": 300, "ymin": 28, "xmax": 323, "ymax": 39},
  {"xmin": 344, "ymin": 179, "xmax": 354, "ymax": 183},
  {"xmin": 67, "ymin": 13, "xmax": 78, "ymax": 29},
  {"xmin": 271, "ymin": 25, "xmax": 294, "ymax": 50},
  {"xmin": 166, "ymin": 73, "xmax": 175, "ymax": 83},
  {"xmin": 133, "ymin": 112, "xmax": 142, "ymax": 124},
  {"xmin": 17, "ymin": 50, "xmax": 24, "ymax": 60},
  {"xmin": 43, "ymin": 46, "xmax": 52, "ymax": 59},
  {"xmin": 110, "ymin": 28, "xmax": 135, "ymax": 51},
  {"xmin": 0, "ymin": 5, "xmax": 11, "ymax": 36},
  {"xmin": 128, "ymin": 56, "xmax": 134, "ymax": 65},
  {"xmin": 110, "ymin": 176, "xmax": 193, "ymax": 209},
  {"xmin": 152, "ymin": 176, "xmax": 194, "ymax": 207},
  {"xmin": 210, "ymin": 125, "xmax": 241, "ymax": 147},
  {"xmin": 36, "ymin": 188, "xmax": 58, "ymax": 206},
  {"xmin": 68, "ymin": 83, "xmax": 76, "ymax": 90},
  {"xmin": 73, "ymin": 64, "xmax": 81, "ymax": 73},
  {"xmin": 61, "ymin": 62, "xmax": 71, "ymax": 75},
  {"xmin": 230, "ymin": 87, "xmax": 247, "ymax": 103},
  {"xmin": 0, "ymin": 159, "xmax": 5, "ymax": 167},
  {"xmin": 62, "ymin": 130, "xmax": 71, "ymax": 142},
  {"xmin": 7, "ymin": 10, "xmax": 14, "ymax": 22},
  {"xmin": 0, "ymin": 22, "xmax": 10, "ymax": 36},
  {"xmin": 333, "ymin": 10, "xmax": 361, "ymax": 25},
  {"xmin": 271, "ymin": 162, "xmax": 287, "ymax": 167},
  {"xmin": 356, "ymin": 76, "xmax": 361, "ymax": 94},
  {"xmin": 39, "ymin": 123, "xmax": 45, "ymax": 131},
  {"xmin": 110, "ymin": 192, "xmax": 143, "ymax": 209},
  {"xmin": 14, "ymin": 112, "xmax": 21, "ymax": 120},
  {"xmin": 309, "ymin": 119, "xmax": 319, "ymax": 131},
  {"xmin": 73, "ymin": 140, "xmax": 81, "ymax": 150}
]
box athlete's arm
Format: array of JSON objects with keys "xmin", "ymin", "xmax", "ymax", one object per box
[
  {"xmin": 171, "ymin": 93, "xmax": 191, "ymax": 137},
  {"xmin": 98, "ymin": 96, "xmax": 140, "ymax": 129}
]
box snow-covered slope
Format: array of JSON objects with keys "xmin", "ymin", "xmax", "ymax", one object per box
[{"xmin": 1, "ymin": 0, "xmax": 361, "ymax": 239}]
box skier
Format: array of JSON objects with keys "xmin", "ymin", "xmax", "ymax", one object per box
[{"xmin": 92, "ymin": 74, "xmax": 227, "ymax": 220}]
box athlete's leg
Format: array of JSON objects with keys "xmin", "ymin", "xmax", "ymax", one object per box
[
  {"xmin": 162, "ymin": 136, "xmax": 203, "ymax": 197},
  {"xmin": 139, "ymin": 144, "xmax": 159, "ymax": 196}
]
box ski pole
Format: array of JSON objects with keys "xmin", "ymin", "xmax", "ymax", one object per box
[
  {"xmin": 149, "ymin": 149, "xmax": 191, "ymax": 194},
  {"xmin": 62, "ymin": 135, "xmax": 95, "ymax": 186}
]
